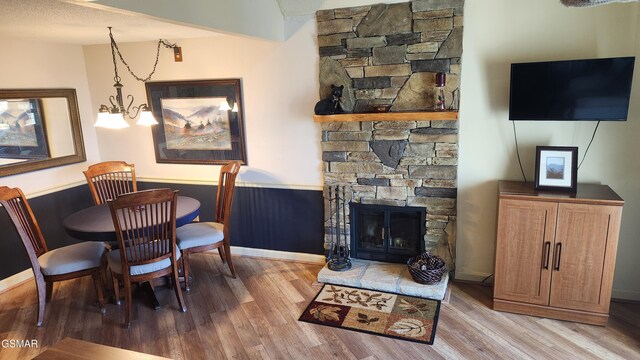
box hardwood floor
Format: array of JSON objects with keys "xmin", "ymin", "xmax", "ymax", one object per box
[{"xmin": 0, "ymin": 254, "xmax": 638, "ymax": 359}]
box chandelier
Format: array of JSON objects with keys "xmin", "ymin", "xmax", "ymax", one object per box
[{"xmin": 95, "ymin": 27, "xmax": 180, "ymax": 129}]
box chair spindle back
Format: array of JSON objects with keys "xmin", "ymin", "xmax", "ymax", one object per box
[
  {"xmin": 84, "ymin": 161, "xmax": 137, "ymax": 205},
  {"xmin": 0, "ymin": 186, "xmax": 48, "ymax": 265},
  {"xmin": 108, "ymin": 189, "xmax": 178, "ymax": 266}
]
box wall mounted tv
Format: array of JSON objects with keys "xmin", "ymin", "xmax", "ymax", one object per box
[{"xmin": 509, "ymin": 57, "xmax": 635, "ymax": 121}]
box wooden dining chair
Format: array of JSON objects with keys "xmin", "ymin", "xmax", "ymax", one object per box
[
  {"xmin": 107, "ymin": 188, "xmax": 186, "ymax": 327},
  {"xmin": 83, "ymin": 161, "xmax": 137, "ymax": 205},
  {"xmin": 0, "ymin": 186, "xmax": 106, "ymax": 327},
  {"xmin": 176, "ymin": 161, "xmax": 240, "ymax": 290}
]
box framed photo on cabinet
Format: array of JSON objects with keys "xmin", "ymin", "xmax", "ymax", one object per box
[
  {"xmin": 534, "ymin": 146, "xmax": 577, "ymax": 192},
  {"xmin": 145, "ymin": 79, "xmax": 247, "ymax": 165}
]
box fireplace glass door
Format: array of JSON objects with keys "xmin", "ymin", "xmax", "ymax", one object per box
[
  {"xmin": 358, "ymin": 210, "xmax": 385, "ymax": 251},
  {"xmin": 351, "ymin": 203, "xmax": 425, "ymax": 263}
]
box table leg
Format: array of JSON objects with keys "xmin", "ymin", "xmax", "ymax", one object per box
[{"xmin": 141, "ymin": 281, "xmax": 161, "ymax": 310}]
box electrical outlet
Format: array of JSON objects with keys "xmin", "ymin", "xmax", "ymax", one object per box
[{"xmin": 174, "ymin": 47, "xmax": 183, "ymax": 62}]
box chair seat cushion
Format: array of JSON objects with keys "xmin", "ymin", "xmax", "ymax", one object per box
[
  {"xmin": 176, "ymin": 222, "xmax": 224, "ymax": 250},
  {"xmin": 107, "ymin": 242, "xmax": 181, "ymax": 276},
  {"xmin": 38, "ymin": 242, "xmax": 106, "ymax": 276}
]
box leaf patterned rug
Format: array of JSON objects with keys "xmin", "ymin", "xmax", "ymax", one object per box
[{"xmin": 299, "ymin": 284, "xmax": 441, "ymax": 345}]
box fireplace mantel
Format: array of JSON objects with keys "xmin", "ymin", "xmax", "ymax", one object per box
[{"xmin": 313, "ymin": 111, "xmax": 458, "ymax": 123}]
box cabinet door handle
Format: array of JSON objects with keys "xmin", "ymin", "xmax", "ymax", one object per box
[
  {"xmin": 542, "ymin": 242, "xmax": 551, "ymax": 269},
  {"xmin": 554, "ymin": 243, "xmax": 562, "ymax": 271}
]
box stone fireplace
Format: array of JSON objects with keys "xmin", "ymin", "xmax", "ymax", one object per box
[
  {"xmin": 317, "ymin": 0, "xmax": 463, "ymax": 270},
  {"xmin": 351, "ymin": 202, "xmax": 426, "ymax": 263}
]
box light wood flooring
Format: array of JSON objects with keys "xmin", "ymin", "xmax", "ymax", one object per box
[{"xmin": 0, "ymin": 254, "xmax": 638, "ymax": 359}]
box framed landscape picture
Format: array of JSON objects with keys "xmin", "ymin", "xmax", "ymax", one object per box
[
  {"xmin": 0, "ymin": 98, "xmax": 50, "ymax": 159},
  {"xmin": 534, "ymin": 146, "xmax": 578, "ymax": 192},
  {"xmin": 145, "ymin": 79, "xmax": 247, "ymax": 165}
]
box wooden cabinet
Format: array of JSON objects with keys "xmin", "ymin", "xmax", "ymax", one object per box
[{"xmin": 493, "ymin": 181, "xmax": 623, "ymax": 325}]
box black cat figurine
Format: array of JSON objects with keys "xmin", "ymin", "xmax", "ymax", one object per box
[{"xmin": 314, "ymin": 84, "xmax": 345, "ymax": 115}]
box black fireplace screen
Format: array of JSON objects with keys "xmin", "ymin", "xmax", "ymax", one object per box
[{"xmin": 351, "ymin": 203, "xmax": 425, "ymax": 263}]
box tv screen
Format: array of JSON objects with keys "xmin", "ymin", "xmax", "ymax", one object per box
[{"xmin": 509, "ymin": 57, "xmax": 635, "ymax": 121}]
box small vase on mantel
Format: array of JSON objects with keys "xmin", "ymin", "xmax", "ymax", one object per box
[{"xmin": 434, "ymin": 72, "xmax": 446, "ymax": 111}]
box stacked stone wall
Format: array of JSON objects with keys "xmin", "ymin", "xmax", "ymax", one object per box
[
  {"xmin": 318, "ymin": 0, "xmax": 463, "ymax": 269},
  {"xmin": 321, "ymin": 120, "xmax": 457, "ymax": 268},
  {"xmin": 317, "ymin": 0, "xmax": 463, "ymax": 113}
]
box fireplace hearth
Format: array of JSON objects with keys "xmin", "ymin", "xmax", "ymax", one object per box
[{"xmin": 350, "ymin": 203, "xmax": 425, "ymax": 263}]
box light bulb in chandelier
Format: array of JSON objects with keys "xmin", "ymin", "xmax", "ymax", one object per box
[
  {"xmin": 136, "ymin": 104, "xmax": 158, "ymax": 126},
  {"xmin": 95, "ymin": 105, "xmax": 130, "ymax": 129}
]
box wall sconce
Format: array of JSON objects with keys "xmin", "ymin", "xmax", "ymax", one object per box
[{"xmin": 95, "ymin": 27, "xmax": 180, "ymax": 129}]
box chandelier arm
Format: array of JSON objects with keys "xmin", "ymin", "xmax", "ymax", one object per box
[
  {"xmin": 108, "ymin": 95, "xmax": 118, "ymax": 109},
  {"xmin": 124, "ymin": 95, "xmax": 136, "ymax": 119},
  {"xmin": 129, "ymin": 103, "xmax": 148, "ymax": 119}
]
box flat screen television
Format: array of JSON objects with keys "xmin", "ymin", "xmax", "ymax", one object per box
[{"xmin": 509, "ymin": 57, "xmax": 635, "ymax": 121}]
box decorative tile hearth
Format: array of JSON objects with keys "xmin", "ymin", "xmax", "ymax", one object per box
[{"xmin": 317, "ymin": 259, "xmax": 449, "ymax": 300}]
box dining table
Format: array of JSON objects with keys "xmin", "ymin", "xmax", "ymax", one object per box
[
  {"xmin": 63, "ymin": 195, "xmax": 200, "ymax": 242},
  {"xmin": 62, "ymin": 195, "xmax": 201, "ymax": 309}
]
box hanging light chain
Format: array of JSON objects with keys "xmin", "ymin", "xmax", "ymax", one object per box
[{"xmin": 109, "ymin": 28, "xmax": 177, "ymax": 83}]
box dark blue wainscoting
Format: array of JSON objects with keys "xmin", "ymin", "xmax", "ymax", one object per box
[
  {"xmin": 0, "ymin": 182, "xmax": 324, "ymax": 281},
  {"xmin": 138, "ymin": 182, "xmax": 325, "ymax": 255}
]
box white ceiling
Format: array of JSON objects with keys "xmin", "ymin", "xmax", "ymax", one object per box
[
  {"xmin": 0, "ymin": 0, "xmax": 224, "ymax": 45},
  {"xmin": 0, "ymin": 0, "xmax": 326, "ymax": 45}
]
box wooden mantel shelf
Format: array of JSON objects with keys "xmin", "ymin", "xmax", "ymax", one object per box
[{"xmin": 313, "ymin": 111, "xmax": 458, "ymax": 123}]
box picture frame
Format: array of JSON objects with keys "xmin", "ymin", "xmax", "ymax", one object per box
[
  {"xmin": 534, "ymin": 146, "xmax": 578, "ymax": 192},
  {"xmin": 0, "ymin": 98, "xmax": 50, "ymax": 159},
  {"xmin": 145, "ymin": 79, "xmax": 247, "ymax": 165}
]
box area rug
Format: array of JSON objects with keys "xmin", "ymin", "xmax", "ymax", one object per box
[{"xmin": 299, "ymin": 284, "xmax": 441, "ymax": 345}]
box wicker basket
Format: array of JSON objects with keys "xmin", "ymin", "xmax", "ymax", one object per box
[{"xmin": 407, "ymin": 253, "xmax": 446, "ymax": 285}]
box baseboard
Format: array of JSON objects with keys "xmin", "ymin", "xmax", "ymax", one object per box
[
  {"xmin": 0, "ymin": 269, "xmax": 33, "ymax": 294},
  {"xmin": 453, "ymin": 270, "xmax": 493, "ymax": 284},
  {"xmin": 612, "ymin": 289, "xmax": 640, "ymax": 301},
  {"xmin": 229, "ymin": 247, "xmax": 326, "ymax": 264}
]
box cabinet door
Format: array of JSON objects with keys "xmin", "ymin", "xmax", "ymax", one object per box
[
  {"xmin": 550, "ymin": 203, "xmax": 622, "ymax": 313},
  {"xmin": 494, "ymin": 199, "xmax": 557, "ymax": 305}
]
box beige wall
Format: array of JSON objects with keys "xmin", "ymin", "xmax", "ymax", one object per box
[
  {"xmin": 457, "ymin": 0, "xmax": 640, "ymax": 300},
  {"xmin": 42, "ymin": 98, "xmax": 75, "ymax": 157},
  {"xmin": 0, "ymin": 38, "xmax": 100, "ymax": 195},
  {"xmin": 83, "ymin": 21, "xmax": 323, "ymax": 189}
]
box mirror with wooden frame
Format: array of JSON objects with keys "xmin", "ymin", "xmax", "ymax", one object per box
[{"xmin": 0, "ymin": 89, "xmax": 86, "ymax": 177}]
